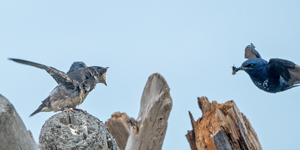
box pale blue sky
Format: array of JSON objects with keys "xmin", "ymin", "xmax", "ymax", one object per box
[{"xmin": 1, "ymin": 1, "xmax": 300, "ymax": 149}]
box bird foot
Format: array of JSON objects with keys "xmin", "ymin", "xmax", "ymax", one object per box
[
  {"xmin": 62, "ymin": 107, "xmax": 74, "ymax": 124},
  {"xmin": 73, "ymin": 108, "xmax": 87, "ymax": 114},
  {"xmin": 63, "ymin": 107, "xmax": 74, "ymax": 115}
]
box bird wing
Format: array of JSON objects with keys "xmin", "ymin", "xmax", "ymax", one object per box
[
  {"xmin": 267, "ymin": 58, "xmax": 300, "ymax": 86},
  {"xmin": 9, "ymin": 58, "xmax": 75, "ymax": 89},
  {"xmin": 67, "ymin": 61, "xmax": 88, "ymax": 74},
  {"xmin": 66, "ymin": 62, "xmax": 89, "ymax": 83},
  {"xmin": 245, "ymin": 43, "xmax": 261, "ymax": 59}
]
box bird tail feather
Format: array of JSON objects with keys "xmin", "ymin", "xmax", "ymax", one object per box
[
  {"xmin": 29, "ymin": 107, "xmax": 43, "ymax": 117},
  {"xmin": 29, "ymin": 96, "xmax": 50, "ymax": 117}
]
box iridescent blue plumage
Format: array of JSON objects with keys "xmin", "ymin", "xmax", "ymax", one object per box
[{"xmin": 233, "ymin": 43, "xmax": 300, "ymax": 93}]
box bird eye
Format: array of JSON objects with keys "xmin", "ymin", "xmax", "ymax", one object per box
[{"xmin": 246, "ymin": 63, "xmax": 255, "ymax": 68}]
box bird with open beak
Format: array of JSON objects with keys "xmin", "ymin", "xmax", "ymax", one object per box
[
  {"xmin": 232, "ymin": 43, "xmax": 300, "ymax": 93},
  {"xmin": 9, "ymin": 58, "xmax": 108, "ymax": 116}
]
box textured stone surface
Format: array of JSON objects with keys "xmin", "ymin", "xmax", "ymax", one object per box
[
  {"xmin": 187, "ymin": 97, "xmax": 262, "ymax": 150},
  {"xmin": 0, "ymin": 94, "xmax": 38, "ymax": 150},
  {"xmin": 39, "ymin": 111, "xmax": 119, "ymax": 150}
]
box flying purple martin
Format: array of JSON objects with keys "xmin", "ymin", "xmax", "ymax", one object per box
[
  {"xmin": 9, "ymin": 58, "xmax": 108, "ymax": 116},
  {"xmin": 232, "ymin": 43, "xmax": 300, "ymax": 93}
]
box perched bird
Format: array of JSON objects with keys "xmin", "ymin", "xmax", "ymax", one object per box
[
  {"xmin": 232, "ymin": 43, "xmax": 300, "ymax": 93},
  {"xmin": 9, "ymin": 58, "xmax": 108, "ymax": 116}
]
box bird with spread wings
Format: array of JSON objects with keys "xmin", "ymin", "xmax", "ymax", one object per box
[
  {"xmin": 9, "ymin": 58, "xmax": 108, "ymax": 116},
  {"xmin": 232, "ymin": 43, "xmax": 300, "ymax": 93}
]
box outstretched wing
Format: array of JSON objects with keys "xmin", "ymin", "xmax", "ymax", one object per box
[
  {"xmin": 245, "ymin": 43, "xmax": 261, "ymax": 59},
  {"xmin": 67, "ymin": 61, "xmax": 88, "ymax": 74},
  {"xmin": 67, "ymin": 62, "xmax": 88, "ymax": 82},
  {"xmin": 267, "ymin": 58, "xmax": 300, "ymax": 86},
  {"xmin": 9, "ymin": 58, "xmax": 75, "ymax": 89}
]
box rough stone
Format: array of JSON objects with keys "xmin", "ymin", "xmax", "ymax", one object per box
[{"xmin": 39, "ymin": 111, "xmax": 119, "ymax": 150}]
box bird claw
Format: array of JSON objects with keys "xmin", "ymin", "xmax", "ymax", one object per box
[
  {"xmin": 63, "ymin": 107, "xmax": 74, "ymax": 115},
  {"xmin": 73, "ymin": 108, "xmax": 87, "ymax": 114},
  {"xmin": 62, "ymin": 107, "xmax": 74, "ymax": 124}
]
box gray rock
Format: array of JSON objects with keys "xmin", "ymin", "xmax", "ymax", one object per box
[
  {"xmin": 0, "ymin": 94, "xmax": 38, "ymax": 150},
  {"xmin": 39, "ymin": 111, "xmax": 119, "ymax": 150}
]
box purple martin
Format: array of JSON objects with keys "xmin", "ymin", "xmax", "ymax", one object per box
[
  {"xmin": 232, "ymin": 43, "xmax": 300, "ymax": 93},
  {"xmin": 9, "ymin": 58, "xmax": 108, "ymax": 116}
]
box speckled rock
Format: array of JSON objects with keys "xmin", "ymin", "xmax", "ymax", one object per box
[
  {"xmin": 0, "ymin": 94, "xmax": 38, "ymax": 150},
  {"xmin": 39, "ymin": 111, "xmax": 119, "ymax": 150}
]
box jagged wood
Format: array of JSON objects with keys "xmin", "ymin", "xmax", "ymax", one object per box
[
  {"xmin": 106, "ymin": 112, "xmax": 131, "ymax": 150},
  {"xmin": 186, "ymin": 130, "xmax": 197, "ymax": 150},
  {"xmin": 125, "ymin": 73, "xmax": 173, "ymax": 150},
  {"xmin": 186, "ymin": 97, "xmax": 262, "ymax": 150},
  {"xmin": 106, "ymin": 73, "xmax": 173, "ymax": 150},
  {"xmin": 0, "ymin": 94, "xmax": 38, "ymax": 150}
]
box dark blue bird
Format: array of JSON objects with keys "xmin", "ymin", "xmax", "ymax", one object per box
[{"xmin": 232, "ymin": 43, "xmax": 300, "ymax": 93}]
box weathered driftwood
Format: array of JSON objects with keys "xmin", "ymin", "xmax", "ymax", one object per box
[
  {"xmin": 0, "ymin": 94, "xmax": 38, "ymax": 150},
  {"xmin": 39, "ymin": 111, "xmax": 119, "ymax": 150},
  {"xmin": 105, "ymin": 112, "xmax": 130, "ymax": 150},
  {"xmin": 125, "ymin": 73, "xmax": 173, "ymax": 150},
  {"xmin": 106, "ymin": 73, "xmax": 173, "ymax": 150},
  {"xmin": 186, "ymin": 97, "xmax": 262, "ymax": 150}
]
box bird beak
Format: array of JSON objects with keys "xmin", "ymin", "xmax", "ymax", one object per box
[
  {"xmin": 102, "ymin": 72, "xmax": 107, "ymax": 86},
  {"xmin": 238, "ymin": 66, "xmax": 248, "ymax": 70},
  {"xmin": 234, "ymin": 66, "xmax": 250, "ymax": 74},
  {"xmin": 232, "ymin": 66, "xmax": 250, "ymax": 75}
]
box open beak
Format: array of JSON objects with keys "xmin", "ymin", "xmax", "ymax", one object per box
[{"xmin": 102, "ymin": 71, "xmax": 107, "ymax": 86}]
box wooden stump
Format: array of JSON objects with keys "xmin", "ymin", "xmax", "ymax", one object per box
[
  {"xmin": 106, "ymin": 73, "xmax": 173, "ymax": 150},
  {"xmin": 105, "ymin": 112, "xmax": 130, "ymax": 150},
  {"xmin": 186, "ymin": 97, "xmax": 262, "ymax": 150}
]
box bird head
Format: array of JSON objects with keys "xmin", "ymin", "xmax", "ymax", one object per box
[
  {"xmin": 233, "ymin": 58, "xmax": 267, "ymax": 75},
  {"xmin": 95, "ymin": 67, "xmax": 109, "ymax": 86}
]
